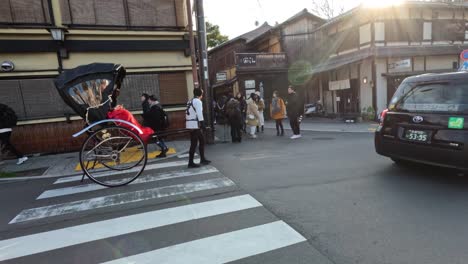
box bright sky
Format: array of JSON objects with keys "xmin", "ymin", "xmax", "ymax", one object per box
[{"xmin": 204, "ymin": 0, "xmax": 362, "ymax": 39}]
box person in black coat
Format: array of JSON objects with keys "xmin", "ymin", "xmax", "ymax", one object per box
[
  {"xmin": 286, "ymin": 85, "xmax": 303, "ymax": 139},
  {"xmin": 0, "ymin": 104, "xmax": 28, "ymax": 165},
  {"xmin": 236, "ymin": 92, "xmax": 247, "ymax": 133},
  {"xmin": 141, "ymin": 93, "xmax": 150, "ymax": 115},
  {"xmin": 225, "ymin": 93, "xmax": 243, "ymax": 143},
  {"xmin": 142, "ymin": 96, "xmax": 169, "ymax": 158}
]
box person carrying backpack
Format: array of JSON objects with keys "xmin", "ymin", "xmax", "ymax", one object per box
[
  {"xmin": 143, "ymin": 96, "xmax": 169, "ymax": 158},
  {"xmin": 225, "ymin": 93, "xmax": 242, "ymax": 143},
  {"xmin": 0, "ymin": 104, "xmax": 28, "ymax": 165},
  {"xmin": 186, "ymin": 88, "xmax": 211, "ymax": 168}
]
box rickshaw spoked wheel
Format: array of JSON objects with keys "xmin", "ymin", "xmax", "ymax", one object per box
[{"xmin": 79, "ymin": 126, "xmax": 148, "ymax": 187}]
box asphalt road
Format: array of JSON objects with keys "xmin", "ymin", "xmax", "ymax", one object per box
[
  {"xmin": 209, "ymin": 129, "xmax": 468, "ymax": 264},
  {"xmin": 2, "ymin": 128, "xmax": 468, "ymax": 263},
  {"xmin": 0, "ymin": 152, "xmax": 328, "ymax": 263}
]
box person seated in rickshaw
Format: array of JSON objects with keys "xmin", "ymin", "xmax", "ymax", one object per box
[
  {"xmin": 142, "ymin": 95, "xmax": 169, "ymax": 158},
  {"xmin": 107, "ymin": 101, "xmax": 168, "ymax": 158}
]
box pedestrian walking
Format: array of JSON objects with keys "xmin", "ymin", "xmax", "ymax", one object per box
[
  {"xmin": 270, "ymin": 90, "xmax": 286, "ymax": 136},
  {"xmin": 0, "ymin": 104, "xmax": 28, "ymax": 165},
  {"xmin": 286, "ymin": 85, "xmax": 303, "ymax": 139},
  {"xmin": 143, "ymin": 96, "xmax": 169, "ymax": 158},
  {"xmin": 186, "ymin": 88, "xmax": 211, "ymax": 168},
  {"xmin": 246, "ymin": 93, "xmax": 260, "ymax": 139},
  {"xmin": 225, "ymin": 93, "xmax": 242, "ymax": 143},
  {"xmin": 236, "ymin": 92, "xmax": 247, "ymax": 133},
  {"xmin": 255, "ymin": 91, "xmax": 265, "ymax": 133}
]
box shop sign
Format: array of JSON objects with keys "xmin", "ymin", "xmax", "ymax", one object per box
[
  {"xmin": 216, "ymin": 72, "xmax": 227, "ymax": 82},
  {"xmin": 238, "ymin": 54, "xmax": 257, "ymax": 66},
  {"xmin": 329, "ymin": 79, "xmax": 350, "ymax": 91},
  {"xmin": 245, "ymin": 80, "xmax": 255, "ymax": 89},
  {"xmin": 388, "ymin": 59, "xmax": 411, "ymax": 70}
]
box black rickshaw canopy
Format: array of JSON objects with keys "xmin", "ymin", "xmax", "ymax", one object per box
[{"xmin": 54, "ymin": 63, "xmax": 126, "ymax": 124}]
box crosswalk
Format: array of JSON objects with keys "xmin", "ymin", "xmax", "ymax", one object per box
[{"xmin": 1, "ymin": 156, "xmax": 307, "ymax": 264}]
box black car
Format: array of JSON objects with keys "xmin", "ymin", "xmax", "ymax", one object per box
[{"xmin": 375, "ymin": 71, "xmax": 468, "ymax": 170}]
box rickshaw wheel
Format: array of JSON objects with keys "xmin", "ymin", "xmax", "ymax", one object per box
[{"xmin": 80, "ymin": 126, "xmax": 148, "ymax": 187}]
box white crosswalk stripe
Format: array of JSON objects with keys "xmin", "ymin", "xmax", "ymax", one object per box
[
  {"xmin": 0, "ymin": 195, "xmax": 262, "ymax": 262},
  {"xmin": 54, "ymin": 159, "xmax": 200, "ymax": 185},
  {"xmin": 102, "ymin": 221, "xmax": 306, "ymax": 264},
  {"xmin": 177, "ymin": 153, "xmax": 197, "ymax": 159},
  {"xmin": 11, "ymin": 177, "xmax": 235, "ymax": 224},
  {"xmin": 38, "ymin": 166, "xmax": 218, "ymax": 200},
  {"xmin": 4, "ymin": 159, "xmax": 307, "ymax": 263}
]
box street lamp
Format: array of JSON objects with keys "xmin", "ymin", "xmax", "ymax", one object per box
[
  {"xmin": 49, "ymin": 28, "xmax": 66, "ymax": 42},
  {"xmin": 48, "ymin": 27, "xmax": 68, "ymax": 70}
]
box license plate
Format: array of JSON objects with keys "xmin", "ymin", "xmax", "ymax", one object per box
[{"xmin": 404, "ymin": 130, "xmax": 429, "ymax": 142}]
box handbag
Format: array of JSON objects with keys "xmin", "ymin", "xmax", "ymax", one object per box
[{"xmin": 247, "ymin": 114, "xmax": 255, "ymax": 120}]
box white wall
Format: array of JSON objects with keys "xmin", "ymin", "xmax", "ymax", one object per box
[
  {"xmin": 360, "ymin": 24, "xmax": 371, "ymax": 44},
  {"xmin": 426, "ymin": 55, "xmax": 458, "ymax": 71},
  {"xmin": 374, "ymin": 22, "xmax": 385, "ymax": 42},
  {"xmin": 359, "ymin": 60, "xmax": 373, "ymax": 112},
  {"xmin": 375, "ymin": 59, "xmax": 388, "ymax": 115},
  {"xmin": 423, "ymin": 22, "xmax": 432, "ymax": 41}
]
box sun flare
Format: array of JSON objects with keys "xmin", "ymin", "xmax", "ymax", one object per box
[{"xmin": 361, "ymin": 0, "xmax": 404, "ymax": 8}]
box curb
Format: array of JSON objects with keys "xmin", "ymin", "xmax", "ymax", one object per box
[
  {"xmin": 263, "ymin": 127, "xmax": 376, "ymax": 133},
  {"xmin": 0, "ymin": 148, "xmax": 190, "ymax": 182}
]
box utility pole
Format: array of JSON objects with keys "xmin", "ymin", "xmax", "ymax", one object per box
[
  {"xmin": 195, "ymin": 0, "xmax": 214, "ymax": 144},
  {"xmin": 186, "ymin": 0, "xmax": 199, "ymax": 87}
]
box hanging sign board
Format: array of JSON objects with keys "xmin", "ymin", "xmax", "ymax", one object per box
[
  {"xmin": 329, "ymin": 79, "xmax": 351, "ymax": 91},
  {"xmin": 245, "ymin": 80, "xmax": 255, "ymax": 89},
  {"xmin": 388, "ymin": 58, "xmax": 411, "ymax": 70},
  {"xmin": 216, "ymin": 72, "xmax": 227, "ymax": 82},
  {"xmin": 238, "ymin": 54, "xmax": 257, "ymax": 66}
]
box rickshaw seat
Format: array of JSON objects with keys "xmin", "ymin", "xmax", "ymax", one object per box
[{"xmin": 107, "ymin": 107, "xmax": 154, "ymax": 144}]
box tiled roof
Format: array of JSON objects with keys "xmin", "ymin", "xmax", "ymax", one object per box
[{"xmin": 208, "ymin": 23, "xmax": 272, "ymax": 53}]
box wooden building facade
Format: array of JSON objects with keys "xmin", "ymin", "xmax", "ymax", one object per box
[
  {"xmin": 0, "ymin": 0, "xmax": 194, "ymax": 154},
  {"xmin": 298, "ymin": 1, "xmax": 468, "ymax": 118},
  {"xmin": 208, "ymin": 22, "xmax": 292, "ymax": 120}
]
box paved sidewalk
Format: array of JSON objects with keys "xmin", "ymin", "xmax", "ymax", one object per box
[
  {"xmin": 265, "ymin": 117, "xmax": 378, "ymax": 133},
  {"xmin": 0, "ymin": 140, "xmax": 190, "ymax": 180},
  {"xmin": 215, "ymin": 117, "xmax": 378, "ymax": 138}
]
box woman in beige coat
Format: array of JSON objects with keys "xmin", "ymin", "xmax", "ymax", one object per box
[{"xmin": 246, "ymin": 93, "xmax": 260, "ymax": 138}]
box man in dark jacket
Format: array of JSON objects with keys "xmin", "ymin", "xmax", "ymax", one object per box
[
  {"xmin": 143, "ymin": 96, "xmax": 168, "ymax": 158},
  {"xmin": 286, "ymin": 85, "xmax": 303, "ymax": 139},
  {"xmin": 225, "ymin": 93, "xmax": 242, "ymax": 143},
  {"xmin": 0, "ymin": 104, "xmax": 28, "ymax": 165},
  {"xmin": 141, "ymin": 93, "xmax": 150, "ymax": 115}
]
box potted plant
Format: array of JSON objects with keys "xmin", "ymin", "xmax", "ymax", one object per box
[{"xmin": 361, "ymin": 106, "xmax": 376, "ymax": 121}]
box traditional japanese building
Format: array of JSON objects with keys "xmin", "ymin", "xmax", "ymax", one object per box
[
  {"xmin": 299, "ymin": 0, "xmax": 468, "ymax": 118},
  {"xmin": 0, "ymin": 0, "xmax": 194, "ymax": 154},
  {"xmin": 208, "ymin": 10, "xmax": 326, "ymax": 117}
]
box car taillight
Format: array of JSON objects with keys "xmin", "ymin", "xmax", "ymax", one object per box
[{"xmin": 380, "ymin": 108, "xmax": 389, "ymax": 125}]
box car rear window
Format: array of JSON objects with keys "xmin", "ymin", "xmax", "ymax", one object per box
[{"xmin": 389, "ymin": 82, "xmax": 468, "ymax": 113}]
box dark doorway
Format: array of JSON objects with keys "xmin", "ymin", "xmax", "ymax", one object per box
[{"xmin": 337, "ymin": 79, "xmax": 359, "ymax": 115}]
